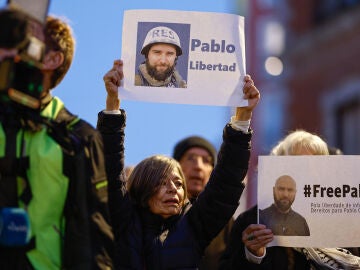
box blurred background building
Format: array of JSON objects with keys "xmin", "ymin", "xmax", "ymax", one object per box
[{"xmin": 237, "ymin": 0, "xmax": 360, "ymax": 209}]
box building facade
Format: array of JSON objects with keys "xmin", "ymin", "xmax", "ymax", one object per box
[{"xmin": 242, "ymin": 0, "xmax": 360, "ymax": 207}]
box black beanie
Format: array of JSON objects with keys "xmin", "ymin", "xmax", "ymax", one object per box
[{"xmin": 172, "ymin": 136, "xmax": 217, "ymax": 166}]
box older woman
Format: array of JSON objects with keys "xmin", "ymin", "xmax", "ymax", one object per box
[
  {"xmin": 97, "ymin": 60, "xmax": 260, "ymax": 269},
  {"xmin": 219, "ymin": 130, "xmax": 360, "ymax": 270}
]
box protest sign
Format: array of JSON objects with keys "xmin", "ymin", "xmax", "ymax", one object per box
[
  {"xmin": 258, "ymin": 155, "xmax": 360, "ymax": 247},
  {"xmin": 120, "ymin": 9, "xmax": 247, "ymax": 107}
]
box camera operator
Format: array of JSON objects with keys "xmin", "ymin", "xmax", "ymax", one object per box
[{"xmin": 0, "ymin": 6, "xmax": 113, "ymax": 270}]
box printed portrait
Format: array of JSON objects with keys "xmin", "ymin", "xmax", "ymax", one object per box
[
  {"xmin": 134, "ymin": 22, "xmax": 190, "ymax": 88},
  {"xmin": 259, "ymin": 174, "xmax": 310, "ymax": 236}
]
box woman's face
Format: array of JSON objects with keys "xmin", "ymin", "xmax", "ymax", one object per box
[{"xmin": 148, "ymin": 170, "xmax": 185, "ymax": 219}]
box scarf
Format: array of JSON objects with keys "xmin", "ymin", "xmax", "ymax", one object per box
[{"xmin": 294, "ymin": 247, "xmax": 360, "ymax": 270}]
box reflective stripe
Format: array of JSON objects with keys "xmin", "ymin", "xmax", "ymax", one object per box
[{"xmin": 96, "ymin": 180, "xmax": 108, "ymax": 190}]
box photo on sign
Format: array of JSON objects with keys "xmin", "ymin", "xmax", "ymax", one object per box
[
  {"xmin": 259, "ymin": 174, "xmax": 311, "ymax": 237},
  {"xmin": 134, "ymin": 22, "xmax": 191, "ymax": 88}
]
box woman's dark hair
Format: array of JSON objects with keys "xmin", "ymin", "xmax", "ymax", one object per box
[{"xmin": 127, "ymin": 155, "xmax": 187, "ymax": 208}]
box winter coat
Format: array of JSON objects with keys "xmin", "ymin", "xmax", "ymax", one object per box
[{"xmin": 97, "ymin": 110, "xmax": 252, "ymax": 270}]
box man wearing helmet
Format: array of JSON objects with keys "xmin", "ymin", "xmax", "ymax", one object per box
[{"xmin": 135, "ymin": 26, "xmax": 187, "ymax": 88}]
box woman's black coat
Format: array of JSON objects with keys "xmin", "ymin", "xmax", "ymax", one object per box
[{"xmin": 97, "ymin": 111, "xmax": 252, "ymax": 270}]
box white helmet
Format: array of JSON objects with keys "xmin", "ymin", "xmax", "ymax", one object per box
[{"xmin": 141, "ymin": 26, "xmax": 182, "ymax": 56}]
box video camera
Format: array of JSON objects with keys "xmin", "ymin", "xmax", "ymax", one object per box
[
  {"xmin": 0, "ymin": 0, "xmax": 50, "ymax": 247},
  {"xmin": 0, "ymin": 0, "xmax": 50, "ymax": 110}
]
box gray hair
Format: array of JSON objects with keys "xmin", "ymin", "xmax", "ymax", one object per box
[{"xmin": 271, "ymin": 130, "xmax": 329, "ymax": 156}]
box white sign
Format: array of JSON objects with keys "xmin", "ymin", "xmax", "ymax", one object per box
[
  {"xmin": 120, "ymin": 9, "xmax": 247, "ymax": 107},
  {"xmin": 258, "ymin": 155, "xmax": 360, "ymax": 247}
]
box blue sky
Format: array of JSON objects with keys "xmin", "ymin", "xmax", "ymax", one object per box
[{"xmin": 2, "ymin": 0, "xmax": 241, "ymax": 166}]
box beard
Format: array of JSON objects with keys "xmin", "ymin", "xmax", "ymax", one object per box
[
  {"xmin": 274, "ymin": 195, "xmax": 294, "ymax": 213},
  {"xmin": 146, "ymin": 60, "xmax": 175, "ymax": 81}
]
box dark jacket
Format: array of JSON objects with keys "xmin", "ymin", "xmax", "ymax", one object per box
[
  {"xmin": 260, "ymin": 204, "xmax": 310, "ymax": 236},
  {"xmin": 97, "ymin": 110, "xmax": 252, "ymax": 270},
  {"xmin": 199, "ymin": 217, "xmax": 234, "ymax": 270},
  {"xmin": 219, "ymin": 205, "xmax": 311, "ymax": 270}
]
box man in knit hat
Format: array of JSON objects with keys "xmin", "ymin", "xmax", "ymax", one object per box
[
  {"xmin": 173, "ymin": 135, "xmax": 217, "ymax": 202},
  {"xmin": 173, "ymin": 136, "xmax": 232, "ymax": 270}
]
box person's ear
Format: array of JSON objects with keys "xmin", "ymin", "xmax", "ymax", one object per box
[{"xmin": 42, "ymin": 51, "xmax": 64, "ymax": 70}]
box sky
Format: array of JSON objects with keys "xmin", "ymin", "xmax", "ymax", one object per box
[{"xmin": 2, "ymin": 0, "xmax": 240, "ymax": 166}]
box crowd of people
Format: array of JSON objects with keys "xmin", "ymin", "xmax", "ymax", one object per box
[{"xmin": 1, "ymin": 3, "xmax": 360, "ymax": 270}]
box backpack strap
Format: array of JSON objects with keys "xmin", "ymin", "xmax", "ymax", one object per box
[
  {"xmin": 41, "ymin": 107, "xmax": 114, "ymax": 268},
  {"xmin": 42, "ymin": 108, "xmax": 82, "ymax": 155},
  {"xmin": 0, "ymin": 126, "xmax": 21, "ymax": 207},
  {"xmin": 0, "ymin": 119, "xmax": 35, "ymax": 264}
]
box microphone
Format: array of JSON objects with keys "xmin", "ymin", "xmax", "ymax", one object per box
[{"xmin": 0, "ymin": 207, "xmax": 31, "ymax": 246}]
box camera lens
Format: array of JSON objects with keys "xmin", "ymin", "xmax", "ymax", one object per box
[{"xmin": 0, "ymin": 10, "xmax": 28, "ymax": 49}]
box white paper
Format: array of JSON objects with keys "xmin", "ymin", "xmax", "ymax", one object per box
[
  {"xmin": 120, "ymin": 9, "xmax": 247, "ymax": 107},
  {"xmin": 258, "ymin": 155, "xmax": 360, "ymax": 247}
]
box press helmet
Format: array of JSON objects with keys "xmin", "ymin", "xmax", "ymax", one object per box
[{"xmin": 141, "ymin": 26, "xmax": 182, "ymax": 56}]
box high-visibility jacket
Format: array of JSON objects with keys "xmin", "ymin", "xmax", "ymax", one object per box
[{"xmin": 0, "ymin": 96, "xmax": 113, "ymax": 269}]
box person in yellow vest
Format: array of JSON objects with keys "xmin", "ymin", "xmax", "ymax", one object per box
[{"xmin": 0, "ymin": 8, "xmax": 113, "ymax": 269}]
